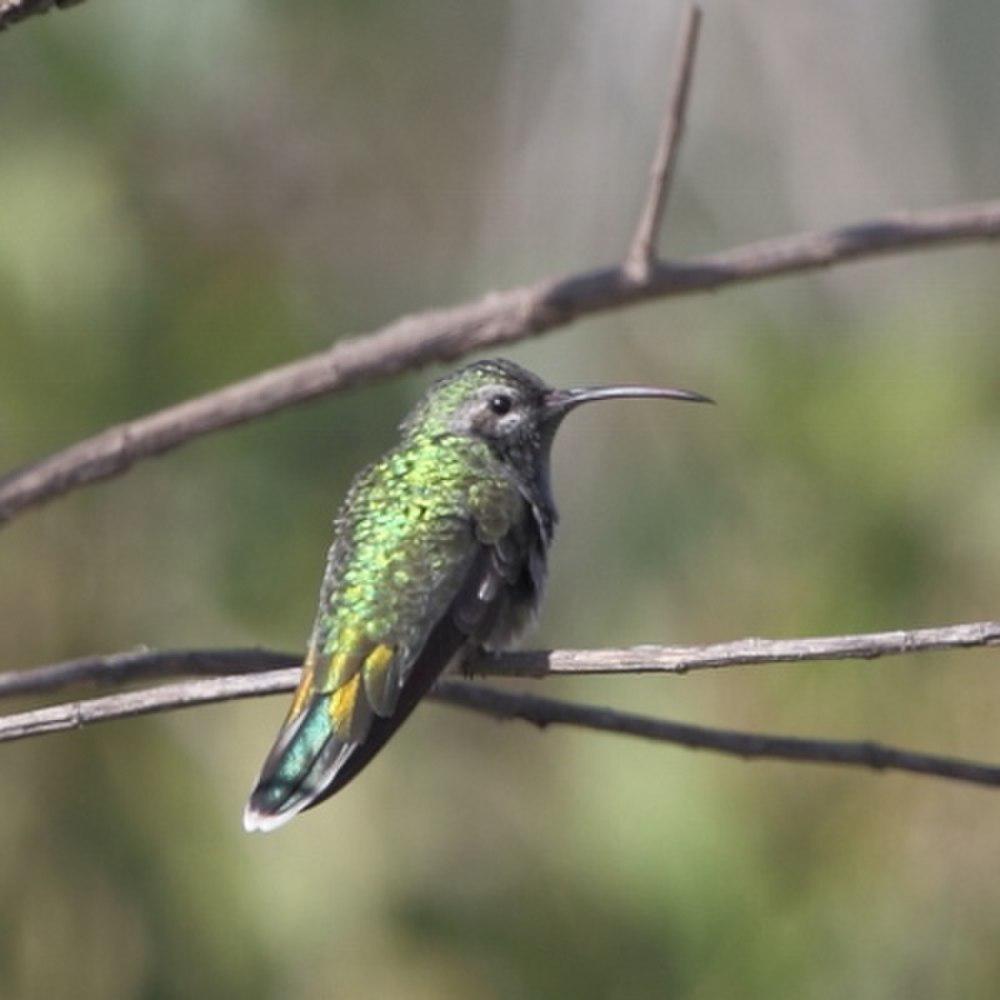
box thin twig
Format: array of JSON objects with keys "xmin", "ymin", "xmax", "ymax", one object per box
[
  {"xmin": 476, "ymin": 620, "xmax": 1000, "ymax": 676},
  {"xmin": 2, "ymin": 620, "xmax": 998, "ymax": 706},
  {"xmin": 0, "ymin": 668, "xmax": 300, "ymax": 741},
  {"xmin": 2, "ymin": 668, "xmax": 999, "ymax": 792},
  {"xmin": 0, "ymin": 648, "xmax": 298, "ymax": 700},
  {"xmin": 625, "ymin": 2, "xmax": 702, "ymax": 280},
  {"xmin": 1, "ymin": 199, "xmax": 998, "ymax": 529},
  {"xmin": 434, "ymin": 683, "xmax": 1000, "ymax": 790}
]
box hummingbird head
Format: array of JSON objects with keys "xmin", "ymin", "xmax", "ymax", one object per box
[{"xmin": 402, "ymin": 358, "xmax": 712, "ymax": 479}]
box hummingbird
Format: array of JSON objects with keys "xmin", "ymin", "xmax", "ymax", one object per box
[{"xmin": 243, "ymin": 358, "xmax": 711, "ymax": 832}]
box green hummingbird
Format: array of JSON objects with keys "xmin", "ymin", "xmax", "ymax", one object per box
[{"xmin": 243, "ymin": 358, "xmax": 711, "ymax": 832}]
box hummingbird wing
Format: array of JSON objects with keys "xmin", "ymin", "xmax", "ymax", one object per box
[{"xmin": 243, "ymin": 470, "xmax": 529, "ymax": 832}]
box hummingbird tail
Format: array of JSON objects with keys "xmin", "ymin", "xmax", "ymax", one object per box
[
  {"xmin": 242, "ymin": 691, "xmax": 367, "ymax": 833},
  {"xmin": 243, "ymin": 579, "xmax": 483, "ymax": 833}
]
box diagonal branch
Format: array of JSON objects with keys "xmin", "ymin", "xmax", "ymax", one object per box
[
  {"xmin": 1, "ymin": 4, "xmax": 997, "ymax": 526},
  {"xmin": 2, "ymin": 620, "xmax": 999, "ymax": 705},
  {"xmin": 0, "ymin": 0, "xmax": 82, "ymax": 31},
  {"xmin": 2, "ymin": 666, "xmax": 1000, "ymax": 792},
  {"xmin": 625, "ymin": 2, "xmax": 702, "ymax": 280},
  {"xmin": 1, "ymin": 199, "xmax": 998, "ymax": 529}
]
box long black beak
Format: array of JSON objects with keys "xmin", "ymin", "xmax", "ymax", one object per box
[{"xmin": 543, "ymin": 383, "xmax": 714, "ymax": 419}]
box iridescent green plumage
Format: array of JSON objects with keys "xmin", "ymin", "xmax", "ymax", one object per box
[{"xmin": 244, "ymin": 359, "xmax": 711, "ymax": 831}]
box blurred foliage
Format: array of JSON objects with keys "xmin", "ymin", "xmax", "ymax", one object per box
[{"xmin": 2, "ymin": 1, "xmax": 1000, "ymax": 998}]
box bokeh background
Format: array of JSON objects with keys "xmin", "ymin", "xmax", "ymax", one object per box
[{"xmin": 2, "ymin": 1, "xmax": 1000, "ymax": 997}]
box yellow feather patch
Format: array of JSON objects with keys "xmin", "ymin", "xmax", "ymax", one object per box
[
  {"xmin": 365, "ymin": 643, "xmax": 394, "ymax": 675},
  {"xmin": 328, "ymin": 671, "xmax": 372, "ymax": 742},
  {"xmin": 316, "ymin": 626, "xmax": 370, "ymax": 691},
  {"xmin": 328, "ymin": 672, "xmax": 358, "ymax": 729},
  {"xmin": 286, "ymin": 648, "xmax": 317, "ymax": 722},
  {"xmin": 362, "ymin": 643, "xmax": 398, "ymax": 717},
  {"xmin": 328, "ymin": 649, "xmax": 364, "ymax": 688}
]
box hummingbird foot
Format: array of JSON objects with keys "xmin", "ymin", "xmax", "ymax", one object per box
[{"xmin": 450, "ymin": 646, "xmax": 490, "ymax": 678}]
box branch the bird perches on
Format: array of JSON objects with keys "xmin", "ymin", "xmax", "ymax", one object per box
[
  {"xmin": 2, "ymin": 4, "xmax": 999, "ymax": 794},
  {"xmin": 2, "ymin": 622, "xmax": 1000, "ymax": 790}
]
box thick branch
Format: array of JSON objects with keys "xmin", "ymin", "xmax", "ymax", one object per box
[
  {"xmin": 2, "ymin": 620, "xmax": 998, "ymax": 706},
  {"xmin": 625, "ymin": 2, "xmax": 702, "ymax": 279},
  {"xmin": 0, "ymin": 0, "xmax": 82, "ymax": 31},
  {"xmin": 1, "ymin": 199, "xmax": 998, "ymax": 528},
  {"xmin": 2, "ymin": 668, "xmax": 999, "ymax": 792}
]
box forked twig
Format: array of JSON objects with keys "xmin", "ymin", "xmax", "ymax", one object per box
[{"xmin": 1, "ymin": 0, "xmax": 998, "ymax": 530}]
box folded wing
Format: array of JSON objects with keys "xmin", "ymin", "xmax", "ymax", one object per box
[{"xmin": 243, "ymin": 522, "xmax": 533, "ymax": 832}]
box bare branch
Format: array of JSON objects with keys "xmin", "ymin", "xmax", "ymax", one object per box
[
  {"xmin": 0, "ymin": 668, "xmax": 300, "ymax": 741},
  {"xmin": 625, "ymin": 2, "xmax": 702, "ymax": 280},
  {"xmin": 0, "ymin": 0, "xmax": 82, "ymax": 32},
  {"xmin": 1, "ymin": 199, "xmax": 998, "ymax": 529},
  {"xmin": 475, "ymin": 620, "xmax": 1000, "ymax": 677},
  {"xmin": 3, "ymin": 620, "xmax": 998, "ymax": 707},
  {"xmin": 434, "ymin": 683, "xmax": 1000, "ymax": 791},
  {"xmin": 3, "ymin": 666, "xmax": 1000, "ymax": 792},
  {"xmin": 0, "ymin": 648, "xmax": 297, "ymax": 700},
  {"xmin": 5, "ymin": 6, "xmax": 999, "ymax": 802}
]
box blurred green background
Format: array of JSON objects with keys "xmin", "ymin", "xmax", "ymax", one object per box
[{"xmin": 2, "ymin": 2, "xmax": 1000, "ymax": 997}]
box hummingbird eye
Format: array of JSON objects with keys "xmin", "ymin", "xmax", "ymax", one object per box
[{"xmin": 488, "ymin": 394, "xmax": 513, "ymax": 416}]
